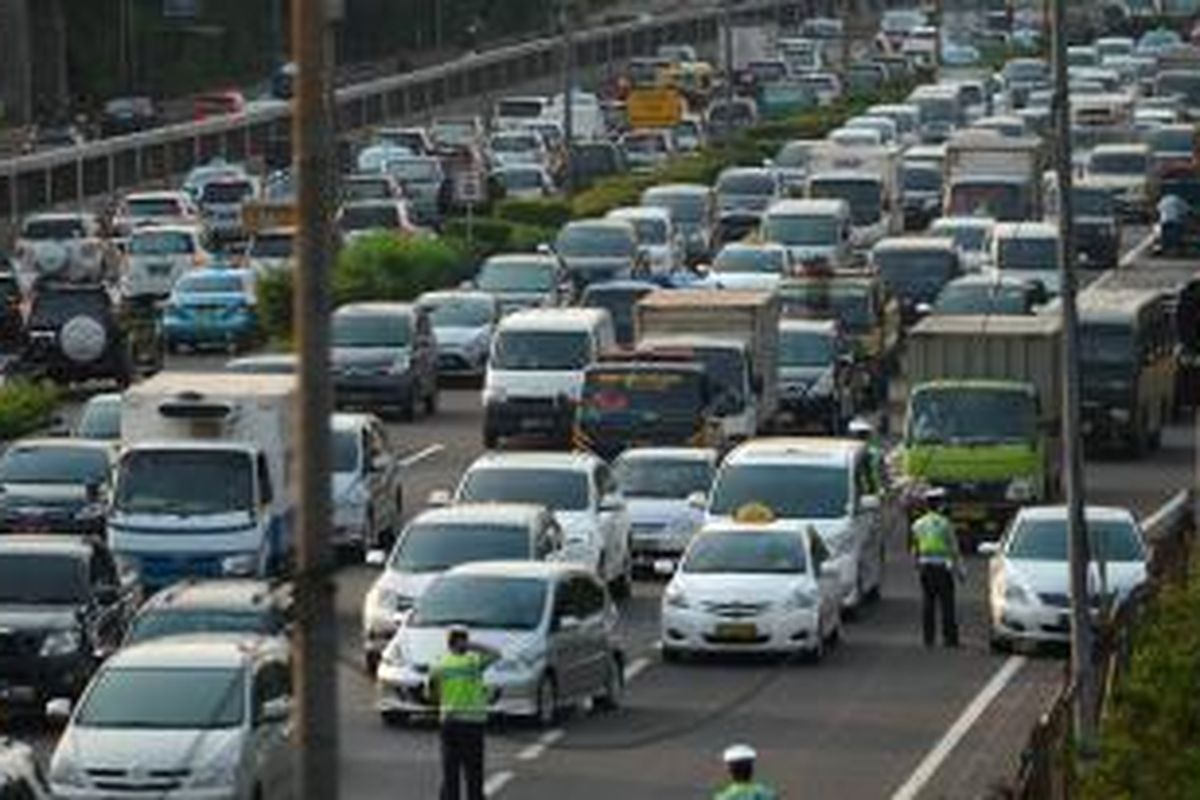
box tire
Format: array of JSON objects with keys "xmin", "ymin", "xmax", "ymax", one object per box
[
  {"xmin": 661, "ymin": 644, "xmax": 684, "ymax": 663},
  {"xmin": 59, "ymin": 315, "xmax": 108, "ymax": 364},
  {"xmin": 593, "ymin": 654, "xmax": 623, "ymax": 711},
  {"xmin": 380, "ymin": 710, "xmax": 408, "ymax": 727},
  {"xmin": 989, "ymin": 630, "xmax": 1011, "ymax": 655},
  {"xmin": 534, "ymin": 673, "xmax": 559, "ymax": 728}
]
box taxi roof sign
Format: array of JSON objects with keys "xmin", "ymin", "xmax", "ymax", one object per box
[{"xmin": 733, "ymin": 503, "xmax": 776, "ymax": 524}]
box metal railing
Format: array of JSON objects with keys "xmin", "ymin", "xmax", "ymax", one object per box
[{"xmin": 1011, "ymin": 488, "xmax": 1196, "ymax": 799}]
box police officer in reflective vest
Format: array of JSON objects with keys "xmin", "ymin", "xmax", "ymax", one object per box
[
  {"xmin": 714, "ymin": 744, "xmax": 778, "ymax": 799},
  {"xmin": 431, "ymin": 625, "xmax": 501, "ymax": 800},
  {"xmin": 910, "ymin": 487, "xmax": 963, "ymax": 647}
]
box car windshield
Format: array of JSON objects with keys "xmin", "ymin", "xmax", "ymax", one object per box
[
  {"xmin": 1080, "ymin": 324, "xmax": 1133, "ymax": 364},
  {"xmin": 556, "ymin": 226, "xmax": 636, "ymax": 258},
  {"xmin": 644, "ymin": 192, "xmax": 707, "ymax": 223},
  {"xmin": 22, "ymin": 218, "xmax": 86, "ymax": 239},
  {"xmin": 934, "ymin": 283, "xmax": 1029, "ymax": 315},
  {"xmin": 0, "ymin": 445, "xmax": 108, "ymax": 484},
  {"xmin": 458, "ymin": 467, "xmax": 589, "ymax": 511},
  {"xmin": 75, "ymin": 667, "xmax": 245, "ymax": 729},
  {"xmin": 423, "ymin": 297, "xmax": 492, "ymax": 327},
  {"xmin": 332, "ymin": 312, "xmax": 411, "ymax": 348},
  {"xmin": 492, "ymin": 134, "xmax": 539, "ymax": 153},
  {"xmin": 1089, "ymin": 151, "xmax": 1147, "ymax": 175},
  {"xmin": 908, "ymin": 387, "xmax": 1036, "ymax": 444},
  {"xmin": 614, "ymin": 457, "xmax": 713, "ymax": 498},
  {"xmin": 343, "ymin": 180, "xmax": 391, "ymax": 201},
  {"xmin": 500, "ymin": 169, "xmax": 544, "ymax": 189},
  {"xmin": 683, "ymin": 531, "xmax": 807, "ymax": 574},
  {"xmin": 1007, "ymin": 518, "xmax": 1144, "ymax": 562},
  {"xmin": 410, "ymin": 575, "xmax": 547, "ymax": 630},
  {"xmin": 497, "ymin": 100, "xmax": 545, "ymax": 118},
  {"xmin": 714, "ymin": 247, "xmax": 785, "ymax": 274},
  {"xmin": 340, "ymin": 205, "xmax": 399, "ymax": 231},
  {"xmin": 248, "ymin": 234, "xmax": 293, "ymax": 258},
  {"xmin": 1156, "ymin": 72, "xmax": 1200, "ymax": 104},
  {"xmin": 809, "ymin": 179, "xmax": 882, "ymax": 225},
  {"xmin": 115, "ymin": 450, "xmax": 253, "ymax": 515},
  {"xmin": 386, "ymin": 160, "xmax": 440, "ymax": 182},
  {"xmin": 624, "ymin": 134, "xmax": 667, "ymax": 154},
  {"xmin": 581, "ymin": 368, "xmax": 706, "ymax": 418},
  {"xmin": 126, "ymin": 610, "xmax": 276, "ymax": 645},
  {"xmin": 780, "ymin": 329, "xmax": 835, "ymax": 366},
  {"xmin": 718, "ymin": 173, "xmax": 775, "ymax": 195},
  {"xmin": 998, "ymin": 236, "xmax": 1056, "ymax": 271},
  {"xmin": 710, "ymin": 463, "xmax": 848, "ymax": 519},
  {"xmin": 477, "ymin": 260, "xmax": 554, "ymax": 293},
  {"xmin": 875, "ymin": 250, "xmax": 959, "ymax": 295},
  {"xmin": 779, "ymin": 286, "xmax": 872, "ymax": 332},
  {"xmin": 1005, "ymin": 60, "xmax": 1047, "ymax": 82},
  {"xmin": 903, "ymin": 167, "xmax": 942, "ymax": 192},
  {"xmin": 77, "ymin": 399, "xmax": 121, "ymax": 439},
  {"xmin": 125, "ymin": 199, "xmax": 183, "ymax": 218},
  {"xmin": 0, "ymin": 554, "xmax": 87, "ymax": 603},
  {"xmin": 1149, "ymin": 128, "xmax": 1193, "ymax": 153},
  {"xmin": 763, "ymin": 213, "xmax": 840, "ymax": 246},
  {"xmin": 948, "ymin": 182, "xmax": 1025, "ymax": 221},
  {"xmin": 200, "ymin": 182, "xmax": 253, "ymax": 204},
  {"xmin": 1073, "ymin": 188, "xmax": 1115, "ymax": 217},
  {"xmin": 622, "ymin": 217, "xmax": 667, "ymax": 244},
  {"xmin": 392, "ymin": 523, "xmax": 531, "ymax": 572},
  {"xmin": 177, "ymin": 274, "xmax": 243, "ymax": 294},
  {"xmin": 130, "ymin": 231, "xmax": 194, "ymax": 255},
  {"xmin": 932, "ymin": 223, "xmax": 989, "ymax": 251},
  {"xmin": 492, "ymin": 329, "xmax": 590, "ymax": 371},
  {"xmin": 332, "ymin": 429, "xmax": 360, "ymax": 473}
]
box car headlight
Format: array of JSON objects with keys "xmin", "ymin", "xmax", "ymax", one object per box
[
  {"xmin": 388, "ymin": 354, "xmax": 412, "ymax": 375},
  {"xmin": 221, "ymin": 553, "xmax": 258, "ymax": 576},
  {"xmin": 189, "ymin": 756, "xmax": 238, "ymax": 789},
  {"xmin": 1003, "ymin": 581, "xmax": 1030, "ymax": 605},
  {"xmin": 380, "ymin": 639, "xmax": 407, "ymax": 668},
  {"xmin": 784, "ymin": 589, "xmax": 818, "ymax": 610},
  {"xmin": 664, "ymin": 585, "xmax": 690, "ymax": 609},
  {"xmin": 40, "ymin": 628, "xmax": 81, "ymax": 657},
  {"xmin": 49, "ymin": 755, "xmax": 89, "ymax": 788},
  {"xmin": 1005, "ymin": 478, "xmax": 1036, "ymax": 503}
]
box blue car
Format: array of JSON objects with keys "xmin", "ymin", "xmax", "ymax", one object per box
[{"xmin": 163, "ymin": 267, "xmax": 260, "ymax": 351}]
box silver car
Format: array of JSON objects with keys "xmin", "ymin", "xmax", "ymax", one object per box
[{"xmin": 376, "ymin": 561, "xmax": 624, "ymax": 727}]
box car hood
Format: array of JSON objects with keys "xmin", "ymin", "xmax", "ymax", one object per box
[
  {"xmin": 434, "ymin": 325, "xmax": 489, "ymax": 349},
  {"xmin": 57, "ymin": 726, "xmax": 243, "ymax": 775},
  {"xmin": 374, "ymin": 569, "xmax": 440, "ymax": 602},
  {"xmin": 395, "ymin": 626, "xmax": 542, "ymax": 669},
  {"xmin": 0, "ymin": 605, "xmax": 80, "ymax": 631},
  {"xmin": 1003, "ymin": 558, "xmax": 1146, "ymax": 599},
  {"xmin": 626, "ymin": 497, "xmax": 694, "ymax": 528},
  {"xmin": 671, "ymin": 573, "xmax": 806, "ymax": 604},
  {"xmin": 331, "ymin": 346, "xmax": 407, "ymax": 369}
]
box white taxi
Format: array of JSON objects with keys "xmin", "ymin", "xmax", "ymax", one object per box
[{"xmin": 661, "ymin": 510, "xmax": 841, "ymax": 661}]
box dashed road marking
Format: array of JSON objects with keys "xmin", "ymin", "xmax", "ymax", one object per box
[
  {"xmin": 400, "ymin": 443, "xmax": 444, "ymax": 467},
  {"xmin": 1119, "ymin": 229, "xmax": 1157, "ymax": 268},
  {"xmin": 484, "ymin": 770, "xmax": 514, "ymax": 796},
  {"xmin": 624, "ymin": 656, "xmax": 651, "ymax": 682},
  {"xmin": 517, "ymin": 729, "xmax": 564, "ymax": 761}
]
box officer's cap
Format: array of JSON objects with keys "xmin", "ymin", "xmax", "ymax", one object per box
[{"xmin": 723, "ymin": 744, "xmax": 757, "ymax": 764}]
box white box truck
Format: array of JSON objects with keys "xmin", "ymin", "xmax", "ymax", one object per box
[
  {"xmin": 110, "ymin": 372, "xmax": 296, "ymax": 591},
  {"xmin": 806, "ymin": 143, "xmax": 902, "ymax": 253},
  {"xmin": 942, "ymin": 130, "xmax": 1045, "ymax": 221}
]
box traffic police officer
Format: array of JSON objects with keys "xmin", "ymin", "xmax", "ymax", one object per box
[
  {"xmin": 910, "ymin": 487, "xmax": 963, "ymax": 647},
  {"xmin": 430, "ymin": 625, "xmax": 501, "ymax": 800},
  {"xmin": 848, "ymin": 417, "xmax": 885, "ymax": 488},
  {"xmin": 714, "ymin": 744, "xmax": 778, "ymax": 799}
]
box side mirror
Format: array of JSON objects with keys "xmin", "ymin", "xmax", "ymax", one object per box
[
  {"xmin": 427, "ymin": 489, "xmax": 451, "ymax": 507},
  {"xmin": 557, "ymin": 614, "xmax": 581, "ymax": 632},
  {"xmin": 687, "ymin": 490, "xmax": 708, "ymax": 510},
  {"xmin": 860, "ymin": 495, "xmax": 881, "ymax": 512},
  {"xmin": 978, "ymin": 541, "xmax": 1001, "ymax": 556},
  {"xmin": 45, "ymin": 697, "xmax": 72, "ymax": 724},
  {"xmin": 258, "ymin": 696, "xmax": 292, "ymax": 725},
  {"xmin": 365, "ymin": 549, "xmax": 387, "ymax": 567}
]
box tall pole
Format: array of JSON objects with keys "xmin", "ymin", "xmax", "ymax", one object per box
[
  {"xmin": 292, "ymin": 0, "xmax": 339, "ymax": 797},
  {"xmin": 561, "ymin": 0, "xmax": 575, "ymax": 193},
  {"xmin": 721, "ymin": 0, "xmax": 734, "ymax": 140},
  {"xmin": 1050, "ymin": 0, "xmax": 1097, "ymax": 757}
]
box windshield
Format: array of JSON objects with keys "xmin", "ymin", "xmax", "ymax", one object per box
[
  {"xmin": 556, "ymin": 226, "xmax": 636, "ymax": 259},
  {"xmin": 492, "ymin": 329, "xmax": 590, "ymax": 371},
  {"xmin": 127, "ymin": 610, "xmax": 278, "ymax": 645},
  {"xmin": 711, "ymin": 463, "xmax": 848, "ymax": 519},
  {"xmin": 997, "ymin": 236, "xmax": 1057, "ymax": 271},
  {"xmin": 624, "ymin": 134, "xmax": 667, "ymax": 154},
  {"xmin": 0, "ymin": 554, "xmax": 87, "ymax": 603},
  {"xmin": 1156, "ymin": 73, "xmax": 1200, "ymax": 104},
  {"xmin": 130, "ymin": 231, "xmax": 194, "ymax": 255},
  {"xmin": 614, "ymin": 457, "xmax": 713, "ymax": 498},
  {"xmin": 934, "ymin": 283, "xmax": 1029, "ymax": 315},
  {"xmin": 332, "ymin": 429, "xmax": 360, "ymax": 473},
  {"xmin": 124, "ymin": 200, "xmax": 183, "ymax": 219},
  {"xmin": 177, "ymin": 274, "xmax": 244, "ymax": 294},
  {"xmin": 115, "ymin": 450, "xmax": 253, "ymax": 515},
  {"xmin": 249, "ymin": 234, "xmax": 293, "ymax": 258},
  {"xmin": 423, "ymin": 297, "xmax": 493, "ymax": 327},
  {"xmin": 718, "ymin": 173, "xmax": 775, "ymax": 195},
  {"xmin": 500, "ymin": 169, "xmax": 544, "ymax": 189},
  {"xmin": 581, "ymin": 369, "xmax": 706, "ymax": 419},
  {"xmin": 332, "ymin": 312, "xmax": 411, "ymax": 348},
  {"xmin": 932, "ymin": 223, "xmax": 989, "ymax": 251},
  {"xmin": 1008, "ymin": 517, "xmax": 1144, "ymax": 561},
  {"xmin": 809, "ymin": 179, "xmax": 882, "ymax": 226},
  {"xmin": 392, "ymin": 523, "xmax": 531, "ymax": 572},
  {"xmin": 947, "ymin": 182, "xmax": 1025, "ymax": 221},
  {"xmin": 1073, "ymin": 188, "xmax": 1115, "ymax": 217},
  {"xmin": 477, "ymin": 260, "xmax": 554, "ymax": 293},
  {"xmin": 343, "ymin": 180, "xmax": 390, "ymax": 201},
  {"xmin": 917, "ymin": 97, "xmax": 958, "ymax": 124},
  {"xmin": 775, "ymin": 143, "xmax": 812, "ymax": 168},
  {"xmin": 22, "ymin": 218, "xmax": 87, "ymax": 239},
  {"xmin": 1005, "ymin": 60, "xmax": 1047, "ymax": 82},
  {"xmin": 780, "ymin": 286, "xmax": 871, "ymax": 332},
  {"xmin": 0, "ymin": 445, "xmax": 108, "ymax": 484},
  {"xmin": 497, "ymin": 100, "xmax": 545, "ymax": 118},
  {"xmin": 386, "ymin": 160, "xmax": 440, "ymax": 183},
  {"xmin": 201, "ymin": 182, "xmax": 253, "ymax": 204},
  {"xmin": 1089, "ymin": 151, "xmax": 1147, "ymax": 175},
  {"xmin": 627, "ymin": 217, "xmax": 667, "ymax": 244},
  {"xmin": 683, "ymin": 531, "xmax": 807, "ymax": 574},
  {"xmin": 643, "ymin": 191, "xmax": 707, "ymax": 223},
  {"xmin": 763, "ymin": 214, "xmax": 840, "ymax": 246},
  {"xmin": 76, "ymin": 667, "xmax": 245, "ymax": 729},
  {"xmin": 714, "ymin": 247, "xmax": 786, "ymax": 274},
  {"xmin": 77, "ymin": 399, "xmax": 121, "ymax": 440},
  {"xmin": 875, "ymin": 250, "xmax": 959, "ymax": 295},
  {"xmin": 1080, "ymin": 324, "xmax": 1133, "ymax": 364},
  {"xmin": 780, "ymin": 329, "xmax": 835, "ymax": 366},
  {"xmin": 339, "ymin": 205, "xmax": 399, "ymax": 231},
  {"xmin": 908, "ymin": 387, "xmax": 1036, "ymax": 444},
  {"xmin": 411, "ymin": 575, "xmax": 546, "ymax": 630},
  {"xmin": 903, "ymin": 167, "xmax": 942, "ymax": 192},
  {"xmin": 458, "ymin": 467, "xmax": 589, "ymax": 511},
  {"xmin": 492, "ymin": 134, "xmax": 539, "ymax": 153}
]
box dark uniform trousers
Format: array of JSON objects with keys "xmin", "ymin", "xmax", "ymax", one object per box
[
  {"xmin": 441, "ymin": 720, "xmax": 485, "ymax": 800},
  {"xmin": 919, "ymin": 563, "xmax": 959, "ymax": 647}
]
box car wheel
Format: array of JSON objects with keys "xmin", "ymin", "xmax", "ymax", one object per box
[
  {"xmin": 988, "ymin": 629, "xmax": 1011, "ymax": 655},
  {"xmin": 593, "ymin": 653, "xmax": 623, "ymax": 712},
  {"xmin": 380, "ymin": 709, "xmax": 408, "ymax": 727},
  {"xmin": 661, "ymin": 644, "xmax": 685, "ymax": 663},
  {"xmin": 534, "ymin": 673, "xmax": 559, "ymax": 728}
]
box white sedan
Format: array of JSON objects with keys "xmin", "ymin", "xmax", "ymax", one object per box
[
  {"xmin": 661, "ymin": 520, "xmax": 842, "ymax": 662},
  {"xmin": 982, "ymin": 505, "xmax": 1147, "ymax": 651}
]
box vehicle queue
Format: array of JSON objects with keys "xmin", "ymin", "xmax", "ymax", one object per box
[{"xmin": 0, "ymin": 3, "xmax": 1196, "ymax": 796}]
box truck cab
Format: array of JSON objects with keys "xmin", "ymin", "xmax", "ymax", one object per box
[
  {"xmin": 110, "ymin": 373, "xmax": 295, "ymax": 591},
  {"xmin": 761, "ymin": 198, "xmax": 852, "ymax": 271}
]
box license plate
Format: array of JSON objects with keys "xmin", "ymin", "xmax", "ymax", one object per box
[{"xmin": 715, "ymin": 623, "xmax": 758, "ymax": 641}]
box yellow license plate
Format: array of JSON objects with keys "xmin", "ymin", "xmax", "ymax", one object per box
[{"xmin": 715, "ymin": 623, "xmax": 758, "ymax": 641}]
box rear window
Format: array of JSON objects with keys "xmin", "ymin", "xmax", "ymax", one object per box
[
  {"xmin": 22, "ymin": 218, "xmax": 86, "ymax": 239},
  {"xmin": 130, "ymin": 231, "xmax": 194, "ymax": 255},
  {"xmin": 581, "ymin": 368, "xmax": 706, "ymax": 416},
  {"xmin": 201, "ymin": 181, "xmax": 254, "ymax": 204}
]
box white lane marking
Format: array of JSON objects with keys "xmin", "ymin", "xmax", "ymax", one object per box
[
  {"xmin": 889, "ymin": 655, "xmax": 1027, "ymax": 800},
  {"xmin": 516, "ymin": 728, "xmax": 564, "ymax": 761},
  {"xmin": 399, "ymin": 443, "xmax": 444, "ymax": 468},
  {"xmin": 1119, "ymin": 229, "xmax": 1156, "ymax": 268},
  {"xmin": 624, "ymin": 656, "xmax": 651, "ymax": 682},
  {"xmin": 484, "ymin": 770, "xmax": 514, "ymax": 796}
]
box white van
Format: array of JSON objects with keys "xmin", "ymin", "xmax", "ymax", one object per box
[
  {"xmin": 548, "ymin": 90, "xmax": 605, "ymax": 141},
  {"xmin": 761, "ymin": 198, "xmax": 853, "ymax": 270},
  {"xmin": 483, "ymin": 307, "xmax": 615, "ymax": 448},
  {"xmin": 992, "ymin": 221, "xmax": 1061, "ymax": 296},
  {"xmin": 493, "ymin": 95, "xmax": 554, "ymax": 131}
]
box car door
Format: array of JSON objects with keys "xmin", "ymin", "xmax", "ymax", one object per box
[
  {"xmin": 852, "ymin": 453, "xmax": 883, "ymax": 596},
  {"xmin": 591, "ymin": 463, "xmax": 625, "ymax": 583},
  {"xmin": 573, "ymin": 575, "xmax": 611, "ymax": 693},
  {"xmin": 546, "ymin": 576, "xmax": 587, "ymax": 701},
  {"xmin": 809, "ymin": 532, "xmax": 839, "ymax": 636},
  {"xmin": 250, "ymin": 659, "xmax": 293, "ymax": 799}
]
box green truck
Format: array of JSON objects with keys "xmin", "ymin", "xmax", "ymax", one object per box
[{"xmin": 895, "ymin": 314, "xmax": 1063, "ymax": 549}]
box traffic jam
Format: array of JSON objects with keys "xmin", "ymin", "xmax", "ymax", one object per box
[{"xmin": 1, "ymin": 0, "xmax": 1198, "ymax": 796}]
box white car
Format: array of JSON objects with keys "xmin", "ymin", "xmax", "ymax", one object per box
[
  {"xmin": 705, "ymin": 242, "xmax": 793, "ymax": 291},
  {"xmin": 489, "ymin": 129, "xmax": 550, "ymax": 170},
  {"xmin": 245, "ymin": 227, "xmax": 296, "ymax": 274},
  {"xmin": 605, "ymin": 206, "xmax": 683, "ymax": 277},
  {"xmin": 48, "ymin": 635, "xmax": 293, "ymax": 800},
  {"xmin": 14, "ymin": 212, "xmax": 116, "ymax": 290},
  {"xmin": 661, "ymin": 519, "xmax": 842, "ymax": 661},
  {"xmin": 361, "ymin": 503, "xmax": 564, "ymax": 671},
  {"xmin": 929, "ymin": 216, "xmax": 995, "ymax": 274},
  {"xmin": 417, "ymin": 290, "xmax": 499, "ymax": 377},
  {"xmin": 122, "ymin": 224, "xmax": 211, "ymax": 299},
  {"xmin": 613, "ymin": 447, "xmax": 717, "ymax": 573},
  {"xmin": 111, "ymin": 190, "xmax": 201, "ymax": 238},
  {"xmin": 331, "ymin": 412, "xmax": 402, "ymax": 557},
  {"xmin": 1083, "ymin": 143, "xmax": 1152, "ymax": 219},
  {"xmin": 439, "ymin": 451, "xmax": 633, "ymax": 596},
  {"xmin": 705, "ymin": 438, "xmax": 886, "ymax": 612},
  {"xmin": 982, "ymin": 505, "xmax": 1148, "ymax": 652}
]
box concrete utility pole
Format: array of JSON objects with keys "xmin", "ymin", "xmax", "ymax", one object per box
[
  {"xmin": 561, "ymin": 0, "xmax": 575, "ymax": 193},
  {"xmin": 721, "ymin": 0, "xmax": 735, "ymax": 139},
  {"xmin": 1049, "ymin": 0, "xmax": 1097, "ymax": 757},
  {"xmin": 292, "ymin": 0, "xmax": 339, "ymax": 796}
]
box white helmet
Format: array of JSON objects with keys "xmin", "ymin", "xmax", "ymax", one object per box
[
  {"xmin": 847, "ymin": 417, "xmax": 874, "ymax": 439},
  {"xmin": 723, "ymin": 744, "xmax": 757, "ymax": 764}
]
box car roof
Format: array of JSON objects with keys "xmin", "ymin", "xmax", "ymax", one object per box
[
  {"xmin": 418, "ymin": 289, "xmax": 495, "ymax": 305},
  {"xmin": 614, "ymin": 446, "xmax": 717, "ymax": 464},
  {"xmin": 5, "ymin": 437, "xmax": 114, "ymax": 455},
  {"xmin": 872, "ymin": 236, "xmax": 957, "ymax": 253},
  {"xmin": 142, "ymin": 579, "xmax": 289, "ymax": 612},
  {"xmin": 780, "ymin": 317, "xmax": 839, "ymax": 335},
  {"xmin": 131, "ymin": 224, "xmax": 200, "ymax": 236},
  {"xmin": 1014, "ymin": 505, "xmax": 1136, "ymax": 523},
  {"xmin": 766, "ymin": 198, "xmax": 848, "ymax": 215},
  {"xmin": 107, "ymin": 634, "xmax": 286, "ymax": 669},
  {"xmin": 1090, "ymin": 142, "xmax": 1150, "ymax": 154},
  {"xmin": 443, "ymin": 560, "xmax": 580, "ymax": 580},
  {"xmin": 0, "ymin": 535, "xmax": 94, "ymax": 557},
  {"xmin": 642, "ymin": 183, "xmax": 711, "ymax": 196},
  {"xmin": 607, "ymin": 206, "xmax": 672, "ymax": 222},
  {"xmin": 335, "ymin": 301, "xmax": 414, "ymax": 315},
  {"xmin": 993, "ymin": 221, "xmax": 1059, "ymax": 238},
  {"xmin": 724, "ymin": 437, "xmax": 862, "ymax": 466},
  {"xmin": 932, "ymin": 216, "xmax": 995, "ymax": 229},
  {"xmin": 466, "ymin": 450, "xmax": 599, "ymax": 472},
  {"xmin": 331, "ymin": 411, "xmax": 378, "ymax": 432},
  {"xmin": 498, "ymin": 307, "xmax": 609, "ymax": 332},
  {"xmin": 944, "ymin": 273, "xmax": 1032, "ymax": 289},
  {"xmin": 412, "ymin": 503, "xmax": 546, "ymax": 528},
  {"xmin": 482, "ymin": 253, "xmax": 558, "ymax": 266}
]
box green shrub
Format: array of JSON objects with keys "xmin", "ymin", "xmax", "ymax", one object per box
[
  {"xmin": 257, "ymin": 268, "xmax": 295, "ymax": 344},
  {"xmin": 0, "ymin": 380, "xmax": 60, "ymax": 441},
  {"xmin": 493, "ymin": 197, "xmax": 573, "ymax": 229},
  {"xmin": 333, "ymin": 233, "xmax": 469, "ymax": 305},
  {"xmin": 571, "ymin": 173, "xmax": 654, "ymax": 219}
]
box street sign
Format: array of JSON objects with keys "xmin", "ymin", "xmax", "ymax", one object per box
[
  {"xmin": 626, "ymin": 88, "xmax": 685, "ymax": 129},
  {"xmin": 453, "ymin": 169, "xmax": 485, "ymax": 205}
]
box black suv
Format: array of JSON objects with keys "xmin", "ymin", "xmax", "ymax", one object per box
[
  {"xmin": 0, "ymin": 536, "xmax": 140, "ymax": 714},
  {"xmin": 13, "ymin": 284, "xmax": 163, "ymax": 386},
  {"xmin": 124, "ymin": 578, "xmax": 292, "ymax": 646}
]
